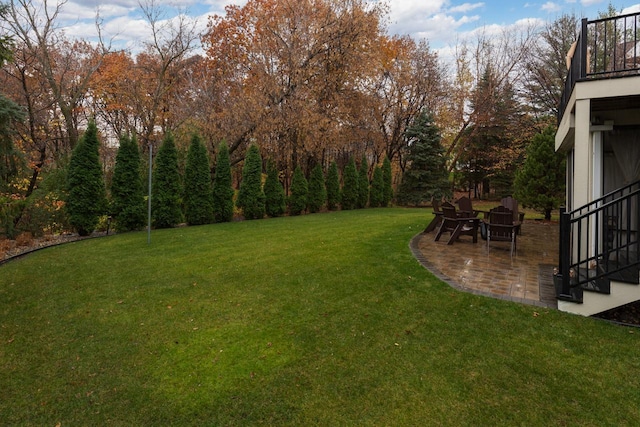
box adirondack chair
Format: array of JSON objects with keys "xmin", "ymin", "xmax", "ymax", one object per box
[
  {"xmin": 500, "ymin": 196, "xmax": 525, "ymax": 234},
  {"xmin": 455, "ymin": 196, "xmax": 480, "ymax": 218},
  {"xmin": 485, "ymin": 205, "xmax": 519, "ymax": 256},
  {"xmin": 435, "ymin": 202, "xmax": 480, "ymax": 245},
  {"xmin": 424, "ymin": 198, "xmax": 444, "ymax": 233}
]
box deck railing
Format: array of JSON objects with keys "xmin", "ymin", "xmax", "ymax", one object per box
[
  {"xmin": 558, "ymin": 12, "xmax": 640, "ymax": 123},
  {"xmin": 557, "ymin": 180, "xmax": 640, "ymax": 302}
]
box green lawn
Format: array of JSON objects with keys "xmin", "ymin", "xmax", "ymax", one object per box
[{"xmin": 1, "ymin": 208, "xmax": 638, "ymax": 425}]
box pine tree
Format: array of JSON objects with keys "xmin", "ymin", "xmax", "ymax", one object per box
[
  {"xmin": 66, "ymin": 120, "xmax": 107, "ymax": 236},
  {"xmin": 514, "ymin": 125, "xmax": 565, "ymax": 220},
  {"xmin": 396, "ymin": 111, "xmax": 450, "ymax": 206},
  {"xmin": 236, "ymin": 144, "xmax": 265, "ymax": 220},
  {"xmin": 370, "ymin": 165, "xmax": 384, "ymax": 207},
  {"xmin": 264, "ymin": 159, "xmax": 285, "ymax": 217},
  {"xmin": 152, "ymin": 132, "xmax": 183, "ymax": 228},
  {"xmin": 288, "ymin": 164, "xmax": 308, "ymax": 215},
  {"xmin": 212, "ymin": 141, "xmax": 235, "ymax": 223},
  {"xmin": 307, "ymin": 163, "xmax": 326, "ymax": 213},
  {"xmin": 325, "ymin": 160, "xmax": 340, "ymax": 211},
  {"xmin": 111, "ymin": 134, "xmax": 145, "ymax": 232},
  {"xmin": 357, "ymin": 155, "xmax": 369, "ymax": 209},
  {"xmin": 184, "ymin": 133, "xmax": 214, "ymax": 225},
  {"xmin": 341, "ymin": 157, "xmax": 359, "ymax": 210},
  {"xmin": 382, "ymin": 156, "xmax": 393, "ymax": 206}
]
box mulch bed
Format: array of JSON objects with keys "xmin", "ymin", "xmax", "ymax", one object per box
[
  {"xmin": 592, "ymin": 300, "xmax": 640, "ymax": 326},
  {"xmin": 0, "ymin": 232, "xmax": 109, "ymax": 265}
]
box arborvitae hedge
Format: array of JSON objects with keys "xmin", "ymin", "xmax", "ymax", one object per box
[
  {"xmin": 66, "ymin": 120, "xmax": 107, "ymax": 236},
  {"xmin": 264, "ymin": 159, "xmax": 286, "ymax": 217},
  {"xmin": 184, "ymin": 134, "xmax": 214, "ymax": 225},
  {"xmin": 288, "ymin": 165, "xmax": 308, "ymax": 216},
  {"xmin": 357, "ymin": 155, "xmax": 369, "ymax": 209},
  {"xmin": 307, "ymin": 163, "xmax": 326, "ymax": 213},
  {"xmin": 212, "ymin": 141, "xmax": 235, "ymax": 223},
  {"xmin": 382, "ymin": 156, "xmax": 393, "ymax": 206},
  {"xmin": 236, "ymin": 144, "xmax": 265, "ymax": 220},
  {"xmin": 152, "ymin": 132, "xmax": 183, "ymax": 228},
  {"xmin": 341, "ymin": 157, "xmax": 358, "ymax": 210},
  {"xmin": 370, "ymin": 165, "xmax": 384, "ymax": 207},
  {"xmin": 110, "ymin": 134, "xmax": 145, "ymax": 232},
  {"xmin": 326, "ymin": 161, "xmax": 340, "ymax": 211}
]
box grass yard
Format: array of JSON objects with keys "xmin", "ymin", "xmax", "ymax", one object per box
[{"xmin": 1, "ymin": 208, "xmax": 639, "ymax": 425}]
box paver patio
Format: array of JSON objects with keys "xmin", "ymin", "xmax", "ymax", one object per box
[{"xmin": 411, "ymin": 220, "xmax": 559, "ymax": 308}]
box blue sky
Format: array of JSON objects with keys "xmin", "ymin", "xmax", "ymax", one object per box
[{"xmin": 56, "ymin": 0, "xmax": 640, "ymax": 53}]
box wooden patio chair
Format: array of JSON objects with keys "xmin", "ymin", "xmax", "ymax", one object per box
[
  {"xmin": 500, "ymin": 196, "xmax": 525, "ymax": 234},
  {"xmin": 455, "ymin": 196, "xmax": 480, "ymax": 218},
  {"xmin": 485, "ymin": 205, "xmax": 519, "ymax": 256},
  {"xmin": 435, "ymin": 203, "xmax": 479, "ymax": 245},
  {"xmin": 424, "ymin": 198, "xmax": 444, "ymax": 233}
]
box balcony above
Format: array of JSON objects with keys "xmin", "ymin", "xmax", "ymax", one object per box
[{"xmin": 557, "ymin": 12, "xmax": 640, "ymax": 144}]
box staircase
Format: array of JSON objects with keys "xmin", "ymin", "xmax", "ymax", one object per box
[{"xmin": 555, "ymin": 181, "xmax": 640, "ymax": 316}]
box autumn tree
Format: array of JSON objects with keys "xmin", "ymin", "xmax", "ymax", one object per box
[
  {"xmin": 288, "ymin": 165, "xmax": 308, "ymax": 216},
  {"xmin": 66, "ymin": 121, "xmax": 107, "ymax": 236},
  {"xmin": 456, "ymin": 68, "xmax": 527, "ymax": 197},
  {"xmin": 236, "ymin": 144, "xmax": 265, "ymax": 220},
  {"xmin": 212, "ymin": 141, "xmax": 235, "ymax": 223},
  {"xmin": 184, "ymin": 134, "xmax": 214, "ymax": 226},
  {"xmin": 397, "ymin": 111, "xmax": 450, "ymax": 206},
  {"xmin": 264, "ymin": 159, "xmax": 286, "ymax": 217},
  {"xmin": 307, "ymin": 163, "xmax": 326, "ymax": 213},
  {"xmin": 201, "ymin": 0, "xmax": 386, "ymax": 173},
  {"xmin": 445, "ymin": 25, "xmax": 538, "ymax": 174},
  {"xmin": 325, "ymin": 160, "xmax": 340, "ymax": 210},
  {"xmin": 152, "ymin": 133, "xmax": 182, "ymax": 228},
  {"xmin": 110, "ymin": 134, "xmax": 146, "ymax": 232},
  {"xmin": 523, "ymin": 13, "xmax": 580, "ymax": 119},
  {"xmin": 341, "ymin": 158, "xmax": 358, "ymax": 210},
  {"xmin": 514, "ymin": 126, "xmax": 565, "ymax": 220},
  {"xmin": 5, "ymin": 0, "xmax": 109, "ymax": 150}
]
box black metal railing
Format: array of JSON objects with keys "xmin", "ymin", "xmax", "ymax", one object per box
[
  {"xmin": 558, "ymin": 12, "xmax": 640, "ymax": 123},
  {"xmin": 557, "ymin": 180, "xmax": 640, "ymax": 302}
]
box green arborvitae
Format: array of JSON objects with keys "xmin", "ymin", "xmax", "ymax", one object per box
[
  {"xmin": 152, "ymin": 132, "xmax": 183, "ymax": 228},
  {"xmin": 325, "ymin": 161, "xmax": 340, "ymax": 210},
  {"xmin": 110, "ymin": 134, "xmax": 145, "ymax": 232},
  {"xmin": 307, "ymin": 163, "xmax": 326, "ymax": 213},
  {"xmin": 514, "ymin": 125, "xmax": 565, "ymax": 220},
  {"xmin": 396, "ymin": 111, "xmax": 450, "ymax": 206},
  {"xmin": 370, "ymin": 165, "xmax": 384, "ymax": 207},
  {"xmin": 66, "ymin": 120, "xmax": 107, "ymax": 236},
  {"xmin": 236, "ymin": 144, "xmax": 265, "ymax": 220},
  {"xmin": 184, "ymin": 134, "xmax": 214, "ymax": 225},
  {"xmin": 264, "ymin": 159, "xmax": 286, "ymax": 217},
  {"xmin": 212, "ymin": 141, "xmax": 235, "ymax": 223},
  {"xmin": 288, "ymin": 164, "xmax": 308, "ymax": 215},
  {"xmin": 382, "ymin": 156, "xmax": 393, "ymax": 206},
  {"xmin": 341, "ymin": 157, "xmax": 359, "ymax": 210},
  {"xmin": 357, "ymin": 155, "xmax": 369, "ymax": 209}
]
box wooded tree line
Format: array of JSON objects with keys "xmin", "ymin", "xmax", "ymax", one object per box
[{"xmin": 0, "ymin": 0, "xmax": 618, "ymax": 236}]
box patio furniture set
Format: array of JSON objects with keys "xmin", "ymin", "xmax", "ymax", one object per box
[{"xmin": 424, "ymin": 196, "xmax": 523, "ymax": 256}]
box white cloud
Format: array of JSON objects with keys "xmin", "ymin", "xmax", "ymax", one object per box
[
  {"xmin": 541, "ymin": 2, "xmax": 562, "ymax": 13},
  {"xmin": 580, "ymin": 0, "xmax": 604, "ymax": 6},
  {"xmin": 448, "ymin": 2, "xmax": 484, "ymax": 14}
]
